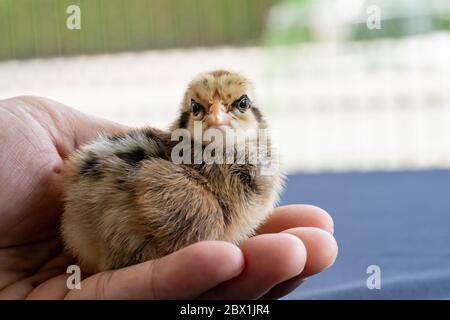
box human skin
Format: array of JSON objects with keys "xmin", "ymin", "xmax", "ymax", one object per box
[{"xmin": 0, "ymin": 96, "xmax": 338, "ymax": 299}]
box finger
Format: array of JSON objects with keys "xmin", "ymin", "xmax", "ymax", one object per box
[
  {"xmin": 26, "ymin": 274, "xmax": 70, "ymax": 300},
  {"xmin": 200, "ymin": 233, "xmax": 306, "ymax": 300},
  {"xmin": 0, "ymin": 253, "xmax": 73, "ymax": 300},
  {"xmin": 260, "ymin": 275, "xmax": 304, "ymax": 300},
  {"xmin": 257, "ymin": 205, "xmax": 334, "ymax": 235},
  {"xmin": 259, "ymin": 227, "xmax": 338, "ymax": 300},
  {"xmin": 282, "ymin": 227, "xmax": 338, "ymax": 277},
  {"xmin": 19, "ymin": 96, "xmax": 128, "ymax": 158},
  {"xmin": 65, "ymin": 241, "xmax": 244, "ymax": 300}
]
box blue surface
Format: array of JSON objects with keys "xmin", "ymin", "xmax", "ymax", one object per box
[{"xmin": 281, "ymin": 170, "xmax": 450, "ymax": 300}]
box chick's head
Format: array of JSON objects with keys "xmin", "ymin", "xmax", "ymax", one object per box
[{"xmin": 173, "ymin": 70, "xmax": 266, "ymax": 145}]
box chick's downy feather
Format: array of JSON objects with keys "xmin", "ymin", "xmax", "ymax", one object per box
[{"xmin": 61, "ymin": 71, "xmax": 284, "ymax": 272}]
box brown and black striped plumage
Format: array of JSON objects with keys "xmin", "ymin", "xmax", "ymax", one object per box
[{"xmin": 60, "ymin": 71, "xmax": 283, "ymax": 272}]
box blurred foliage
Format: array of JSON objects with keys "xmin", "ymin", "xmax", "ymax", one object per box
[
  {"xmin": 2, "ymin": 0, "xmax": 449, "ymax": 60},
  {"xmin": 265, "ymin": 28, "xmax": 313, "ymax": 45},
  {"xmin": 263, "ymin": 0, "xmax": 450, "ymax": 46},
  {"xmin": 351, "ymin": 0, "xmax": 450, "ymax": 40},
  {"xmin": 0, "ymin": 0, "xmax": 277, "ymax": 61},
  {"xmin": 262, "ymin": 0, "xmax": 313, "ymax": 45}
]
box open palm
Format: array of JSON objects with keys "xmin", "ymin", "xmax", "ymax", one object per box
[{"xmin": 0, "ymin": 96, "xmax": 337, "ymax": 300}]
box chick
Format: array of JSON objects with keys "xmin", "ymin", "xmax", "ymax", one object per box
[{"xmin": 60, "ymin": 70, "xmax": 283, "ymax": 272}]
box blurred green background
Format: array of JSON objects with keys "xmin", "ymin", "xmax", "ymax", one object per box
[
  {"xmin": 1, "ymin": 0, "xmax": 450, "ymax": 61},
  {"xmin": 0, "ymin": 0, "xmax": 277, "ymax": 60}
]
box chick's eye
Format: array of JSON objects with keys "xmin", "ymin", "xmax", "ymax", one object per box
[
  {"xmin": 190, "ymin": 100, "xmax": 203, "ymax": 116},
  {"xmin": 237, "ymin": 95, "xmax": 250, "ymax": 112}
]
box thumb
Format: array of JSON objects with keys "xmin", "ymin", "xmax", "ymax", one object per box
[
  {"xmin": 64, "ymin": 241, "xmax": 244, "ymax": 300},
  {"xmin": 29, "ymin": 96, "xmax": 129, "ymax": 158}
]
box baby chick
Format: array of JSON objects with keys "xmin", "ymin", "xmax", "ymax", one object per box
[{"xmin": 61, "ymin": 70, "xmax": 283, "ymax": 272}]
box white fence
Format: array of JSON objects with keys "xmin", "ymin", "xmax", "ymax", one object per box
[{"xmin": 1, "ymin": 32, "xmax": 449, "ymax": 172}]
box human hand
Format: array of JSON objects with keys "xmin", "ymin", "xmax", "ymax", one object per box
[{"xmin": 0, "ymin": 96, "xmax": 337, "ymax": 299}]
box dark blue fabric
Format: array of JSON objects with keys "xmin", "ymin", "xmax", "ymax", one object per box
[{"xmin": 281, "ymin": 170, "xmax": 450, "ymax": 300}]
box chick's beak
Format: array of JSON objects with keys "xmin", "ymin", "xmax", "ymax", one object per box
[{"xmin": 207, "ymin": 99, "xmax": 231, "ymax": 127}]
